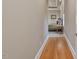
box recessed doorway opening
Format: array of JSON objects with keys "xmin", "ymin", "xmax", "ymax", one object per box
[{"xmin": 48, "ymin": 0, "xmax": 64, "ymax": 34}]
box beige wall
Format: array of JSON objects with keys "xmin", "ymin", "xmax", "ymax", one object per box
[
  {"xmin": 2, "ymin": 0, "xmax": 48, "ymax": 59},
  {"xmin": 64, "ymin": 0, "xmax": 77, "ymax": 53},
  {"xmin": 48, "ymin": 10, "xmax": 60, "ymax": 24},
  {"xmin": 48, "ymin": 10, "xmax": 60, "ymax": 19},
  {"xmin": 48, "ymin": 0, "xmax": 58, "ymax": 7}
]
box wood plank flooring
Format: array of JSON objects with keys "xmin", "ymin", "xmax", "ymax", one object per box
[{"xmin": 40, "ymin": 37, "xmax": 74, "ymax": 59}]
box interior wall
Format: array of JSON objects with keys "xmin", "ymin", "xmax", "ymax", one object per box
[
  {"xmin": 48, "ymin": 10, "xmax": 60, "ymax": 19},
  {"xmin": 64, "ymin": 0, "xmax": 77, "ymax": 53},
  {"xmin": 2, "ymin": 0, "xmax": 48, "ymax": 59},
  {"xmin": 48, "ymin": 10, "xmax": 60, "ymax": 24},
  {"xmin": 48, "ymin": 0, "xmax": 58, "ymax": 7}
]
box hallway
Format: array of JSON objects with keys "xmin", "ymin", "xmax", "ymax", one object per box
[
  {"xmin": 40, "ymin": 37, "xmax": 74, "ymax": 59},
  {"xmin": 2, "ymin": 0, "xmax": 77, "ymax": 58}
]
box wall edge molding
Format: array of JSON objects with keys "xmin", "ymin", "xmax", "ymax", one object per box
[
  {"xmin": 64, "ymin": 33, "xmax": 76, "ymax": 59},
  {"xmin": 35, "ymin": 35, "xmax": 49, "ymax": 59}
]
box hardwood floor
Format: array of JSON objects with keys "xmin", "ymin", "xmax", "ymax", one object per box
[{"xmin": 40, "ymin": 37, "xmax": 74, "ymax": 59}]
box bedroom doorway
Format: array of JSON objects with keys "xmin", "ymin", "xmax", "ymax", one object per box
[{"xmin": 48, "ymin": 0, "xmax": 64, "ymax": 34}]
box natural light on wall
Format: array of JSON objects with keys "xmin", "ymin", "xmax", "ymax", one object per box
[
  {"xmin": 0, "ymin": 0, "xmax": 2, "ymax": 58},
  {"xmin": 77, "ymin": 0, "xmax": 79, "ymax": 59}
]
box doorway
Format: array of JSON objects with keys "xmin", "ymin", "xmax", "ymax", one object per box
[{"xmin": 48, "ymin": 0, "xmax": 64, "ymax": 34}]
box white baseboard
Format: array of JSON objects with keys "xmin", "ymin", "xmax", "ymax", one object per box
[
  {"xmin": 35, "ymin": 34, "xmax": 76, "ymax": 59},
  {"xmin": 64, "ymin": 33, "xmax": 76, "ymax": 59},
  {"xmin": 35, "ymin": 36, "xmax": 49, "ymax": 59}
]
